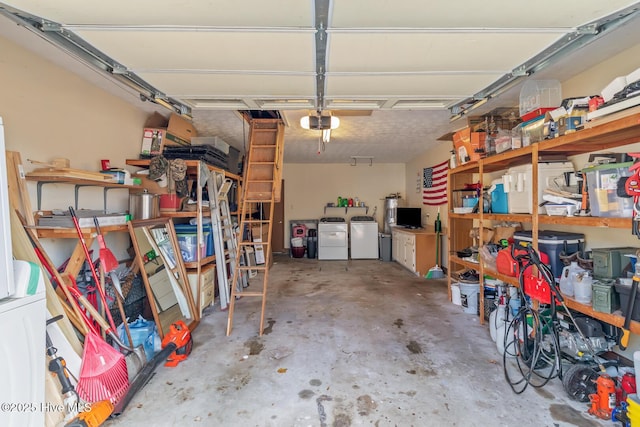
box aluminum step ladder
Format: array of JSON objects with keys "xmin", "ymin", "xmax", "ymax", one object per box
[
  {"xmin": 205, "ymin": 170, "xmax": 245, "ymax": 310},
  {"xmin": 217, "ymin": 177, "xmax": 247, "ymax": 292},
  {"xmin": 227, "ymin": 118, "xmax": 284, "ymax": 336}
]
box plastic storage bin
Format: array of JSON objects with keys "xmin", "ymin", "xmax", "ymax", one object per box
[
  {"xmin": 505, "ymin": 162, "xmax": 575, "ymax": 214},
  {"xmin": 521, "ymin": 115, "xmax": 546, "ymax": 145},
  {"xmin": 513, "ymin": 230, "xmax": 585, "ymax": 279},
  {"xmin": 583, "ymin": 162, "xmax": 633, "ymax": 217},
  {"xmin": 615, "ymin": 279, "xmax": 640, "ymax": 321},
  {"xmin": 177, "ymin": 234, "xmax": 205, "ymax": 262},
  {"xmin": 489, "ymin": 180, "xmax": 508, "ymax": 213},
  {"xmin": 379, "ymin": 233, "xmax": 392, "ymax": 261},
  {"xmin": 174, "ymin": 224, "xmax": 214, "ymax": 257},
  {"xmin": 519, "ymin": 79, "xmax": 562, "ymax": 121}
]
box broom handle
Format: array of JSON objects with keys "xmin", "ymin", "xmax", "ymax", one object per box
[
  {"xmin": 115, "ymin": 288, "xmax": 134, "ymax": 349},
  {"xmin": 68, "ymin": 206, "xmax": 118, "ymax": 332},
  {"xmin": 23, "ymin": 226, "xmax": 88, "ymax": 335},
  {"xmin": 68, "ymin": 286, "xmax": 134, "ymax": 352}
]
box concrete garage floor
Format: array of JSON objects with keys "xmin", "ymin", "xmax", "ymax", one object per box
[{"xmin": 106, "ymin": 254, "xmax": 609, "ymax": 427}]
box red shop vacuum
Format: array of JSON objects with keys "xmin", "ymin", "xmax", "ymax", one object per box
[{"xmin": 161, "ymin": 321, "xmax": 193, "ymax": 367}]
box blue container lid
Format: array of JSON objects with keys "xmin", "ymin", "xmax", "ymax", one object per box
[{"xmin": 174, "ymin": 224, "xmax": 212, "ymax": 233}]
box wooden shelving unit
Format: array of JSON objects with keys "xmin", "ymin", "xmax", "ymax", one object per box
[
  {"xmin": 447, "ymin": 111, "xmax": 640, "ymax": 330},
  {"xmin": 126, "ymin": 158, "xmax": 242, "ymax": 314}
]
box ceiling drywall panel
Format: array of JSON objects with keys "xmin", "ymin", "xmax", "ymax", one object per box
[
  {"xmin": 3, "ymin": 0, "xmax": 314, "ymax": 26},
  {"xmin": 331, "ymin": 0, "xmax": 639, "ymax": 28}
]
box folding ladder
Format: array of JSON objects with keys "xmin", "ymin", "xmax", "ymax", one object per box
[
  {"xmin": 206, "ymin": 169, "xmax": 246, "ymax": 311},
  {"xmin": 227, "ymin": 118, "xmax": 284, "ymax": 336}
]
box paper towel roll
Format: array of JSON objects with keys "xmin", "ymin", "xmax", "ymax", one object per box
[
  {"xmin": 502, "ymin": 174, "xmax": 510, "ymax": 193},
  {"xmin": 516, "ymin": 173, "xmax": 525, "ymax": 192}
]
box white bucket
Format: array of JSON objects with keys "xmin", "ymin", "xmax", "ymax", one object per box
[
  {"xmin": 459, "ymin": 282, "xmax": 479, "ymax": 314},
  {"xmin": 291, "ymin": 237, "xmax": 304, "ymax": 247},
  {"xmin": 451, "ymin": 284, "xmax": 461, "ymax": 306},
  {"xmin": 489, "ymin": 303, "xmax": 508, "ymax": 342}
]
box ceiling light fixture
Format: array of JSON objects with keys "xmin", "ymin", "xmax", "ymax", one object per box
[{"xmin": 300, "ymin": 113, "xmax": 340, "ymax": 130}]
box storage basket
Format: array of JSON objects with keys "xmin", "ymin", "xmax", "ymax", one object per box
[{"xmin": 109, "ymin": 273, "xmax": 146, "ymax": 326}]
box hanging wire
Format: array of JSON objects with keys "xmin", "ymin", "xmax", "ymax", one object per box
[{"xmin": 503, "ymin": 247, "xmax": 562, "ymax": 394}]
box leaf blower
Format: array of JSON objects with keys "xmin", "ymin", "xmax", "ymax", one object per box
[{"xmin": 161, "ymin": 320, "xmax": 193, "ymax": 367}]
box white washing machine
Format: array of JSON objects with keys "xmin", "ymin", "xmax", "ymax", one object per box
[
  {"xmin": 350, "ymin": 216, "xmax": 379, "ymax": 259},
  {"xmin": 318, "ymin": 217, "xmax": 348, "ymax": 260}
]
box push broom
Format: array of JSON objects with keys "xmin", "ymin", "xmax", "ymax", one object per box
[{"xmin": 426, "ymin": 209, "xmax": 445, "ymax": 279}]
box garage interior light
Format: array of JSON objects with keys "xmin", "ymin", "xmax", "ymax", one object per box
[{"xmin": 300, "ymin": 115, "xmax": 340, "ymax": 130}]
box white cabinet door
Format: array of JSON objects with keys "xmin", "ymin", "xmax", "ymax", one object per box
[
  {"xmin": 405, "ymin": 234, "xmax": 416, "ymax": 272},
  {"xmin": 392, "ymin": 231, "xmax": 401, "ymax": 261},
  {"xmin": 0, "ymin": 295, "xmax": 45, "ymax": 427}
]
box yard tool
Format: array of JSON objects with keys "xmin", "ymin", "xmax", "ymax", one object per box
[
  {"xmin": 426, "ymin": 209, "xmax": 445, "ymax": 279},
  {"xmin": 46, "ymin": 315, "xmax": 81, "ymax": 422},
  {"xmin": 161, "ymin": 320, "xmax": 193, "ymax": 367},
  {"xmin": 67, "ymin": 285, "xmax": 147, "ymax": 382},
  {"xmin": 618, "ymin": 265, "xmax": 639, "ymax": 351},
  {"xmin": 93, "ymin": 216, "xmax": 119, "ymax": 277},
  {"xmin": 68, "ymin": 207, "xmax": 118, "ymax": 333},
  {"xmin": 625, "ymin": 153, "xmax": 640, "ymax": 238},
  {"xmin": 67, "ymin": 286, "xmax": 129, "ymax": 404},
  {"xmin": 620, "ymin": 156, "xmax": 640, "ymax": 349},
  {"xmin": 111, "ymin": 341, "xmax": 178, "ymax": 418}
]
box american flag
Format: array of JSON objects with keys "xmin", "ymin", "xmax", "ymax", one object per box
[{"xmin": 423, "ymin": 160, "xmax": 449, "ymax": 205}]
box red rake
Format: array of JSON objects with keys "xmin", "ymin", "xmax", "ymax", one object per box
[
  {"xmin": 93, "ymin": 216, "xmax": 119, "ymax": 273},
  {"xmin": 76, "ymin": 327, "xmax": 129, "ymax": 405},
  {"xmin": 72, "ymin": 292, "xmax": 129, "ymax": 405}
]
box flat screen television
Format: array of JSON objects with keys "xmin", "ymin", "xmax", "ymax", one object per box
[{"xmin": 396, "ymin": 207, "xmax": 422, "ymax": 229}]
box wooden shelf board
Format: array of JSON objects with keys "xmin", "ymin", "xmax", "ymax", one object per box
[
  {"xmin": 482, "ymin": 213, "xmax": 630, "ymax": 228},
  {"xmin": 33, "ymin": 224, "xmax": 128, "ymax": 238},
  {"xmin": 126, "ymin": 159, "xmax": 242, "ymax": 181},
  {"xmin": 538, "ymin": 215, "xmax": 630, "ymax": 228},
  {"xmin": 448, "ymin": 255, "xmax": 480, "ymax": 271},
  {"xmin": 449, "ymin": 213, "xmax": 480, "ymax": 220},
  {"xmin": 482, "ymin": 267, "xmax": 519, "ymax": 287},
  {"xmin": 447, "ymin": 111, "xmax": 640, "ymax": 335},
  {"xmin": 25, "ymin": 175, "xmax": 139, "ymax": 189},
  {"xmin": 538, "ymin": 112, "xmax": 640, "ymax": 154},
  {"xmin": 563, "ymin": 297, "xmax": 640, "ymax": 335},
  {"xmin": 184, "ymin": 255, "xmax": 216, "ymax": 269},
  {"xmin": 160, "ymin": 211, "xmax": 198, "ymax": 218},
  {"xmin": 483, "ymin": 213, "xmax": 531, "ymax": 222}
]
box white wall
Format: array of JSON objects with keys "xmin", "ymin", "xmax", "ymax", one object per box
[
  {"xmin": 282, "ymin": 163, "xmax": 405, "ymax": 244},
  {"xmin": 0, "ymin": 35, "xmax": 150, "ymax": 263}
]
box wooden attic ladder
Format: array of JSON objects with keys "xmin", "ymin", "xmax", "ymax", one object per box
[{"xmin": 226, "ymin": 118, "xmax": 284, "ymax": 336}]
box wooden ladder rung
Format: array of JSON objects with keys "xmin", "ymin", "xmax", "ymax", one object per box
[
  {"xmin": 227, "ymin": 118, "xmax": 281, "ymax": 338},
  {"xmin": 238, "ymin": 291, "xmax": 266, "ymax": 297},
  {"xmin": 238, "ymin": 265, "xmax": 268, "ymax": 271}
]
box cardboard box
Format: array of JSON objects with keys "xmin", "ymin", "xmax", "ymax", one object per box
[
  {"xmin": 251, "ymin": 225, "xmax": 273, "ymax": 268},
  {"xmin": 558, "ymin": 114, "xmax": 585, "ymax": 135},
  {"xmin": 452, "ymin": 128, "xmax": 486, "ymax": 164},
  {"xmin": 140, "ymin": 112, "xmax": 197, "ymax": 156}
]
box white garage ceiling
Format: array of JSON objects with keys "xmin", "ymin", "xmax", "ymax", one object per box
[{"xmin": 1, "ymin": 0, "xmax": 640, "ymax": 163}]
